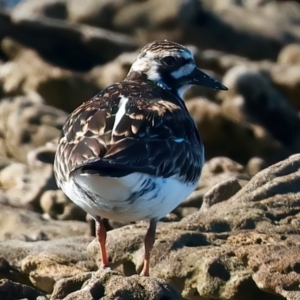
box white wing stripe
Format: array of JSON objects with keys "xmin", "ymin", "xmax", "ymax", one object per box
[{"xmin": 112, "ymin": 95, "xmax": 129, "ymax": 135}]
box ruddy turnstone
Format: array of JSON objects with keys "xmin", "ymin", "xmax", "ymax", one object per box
[{"xmin": 53, "ymin": 40, "xmax": 227, "ymax": 276}]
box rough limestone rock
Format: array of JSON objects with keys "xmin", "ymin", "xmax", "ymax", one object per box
[
  {"xmin": 40, "ymin": 189, "xmax": 86, "ymax": 221},
  {"xmin": 180, "ymin": 156, "xmax": 249, "ymax": 210},
  {"xmin": 220, "ymin": 65, "xmax": 300, "ymax": 163},
  {"xmin": 1, "ymin": 154, "xmax": 300, "ymax": 299},
  {"xmin": 270, "ymin": 63, "xmax": 300, "ymax": 112},
  {"xmin": 4, "ymin": 0, "xmax": 300, "ymax": 63},
  {"xmin": 0, "ymin": 8, "xmax": 137, "ymax": 71},
  {"xmin": 0, "ymin": 40, "xmax": 100, "ymax": 111},
  {"xmin": 0, "ymin": 278, "xmax": 47, "ymax": 300},
  {"xmin": 0, "ymin": 95, "xmax": 66, "ymax": 162},
  {"xmin": 186, "ymin": 97, "xmax": 270, "ymax": 164},
  {"xmin": 197, "ymin": 0, "xmax": 300, "ymax": 59},
  {"xmin": 0, "ymin": 236, "xmax": 95, "ymax": 293},
  {"xmin": 84, "ymin": 154, "xmax": 300, "ymax": 300},
  {"xmin": 278, "ymin": 43, "xmax": 300, "ymax": 65},
  {"xmin": 89, "ymin": 51, "xmax": 137, "ymax": 91},
  {"xmin": 0, "ymin": 1, "xmax": 300, "ymax": 299},
  {"xmin": 51, "ymin": 269, "xmax": 183, "ymax": 300},
  {"xmin": 0, "ymin": 162, "xmax": 54, "ymax": 207},
  {"xmin": 0, "ymin": 204, "xmax": 89, "ymax": 241}
]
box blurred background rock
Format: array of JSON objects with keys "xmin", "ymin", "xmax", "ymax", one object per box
[
  {"xmin": 0, "ymin": 0, "xmax": 300, "ymax": 236},
  {"xmin": 1, "ymin": 0, "xmax": 300, "ymax": 168},
  {"xmin": 1, "ymin": 1, "xmax": 300, "ymax": 299}
]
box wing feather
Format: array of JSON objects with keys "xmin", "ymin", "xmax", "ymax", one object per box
[{"xmin": 54, "ymin": 81, "xmax": 203, "ymax": 185}]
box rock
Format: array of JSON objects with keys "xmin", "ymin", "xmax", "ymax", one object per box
[
  {"xmin": 184, "ymin": 154, "xmax": 300, "ymax": 233},
  {"xmin": 0, "ymin": 1, "xmax": 300, "ymax": 299},
  {"xmin": 246, "ymin": 157, "xmax": 267, "ymax": 177},
  {"xmin": 27, "ymin": 142, "xmax": 57, "ymax": 167},
  {"xmin": 67, "ymin": 0, "xmax": 128, "ymax": 29},
  {"xmin": 0, "ymin": 204, "xmax": 89, "ymax": 240},
  {"xmin": 0, "ymin": 7, "xmax": 137, "ymax": 71},
  {"xmin": 186, "ymin": 97, "xmax": 267, "ymax": 164},
  {"xmin": 51, "ymin": 269, "xmax": 183, "ymax": 300},
  {"xmin": 277, "ymin": 43, "xmax": 300, "ymax": 65},
  {"xmin": 0, "ymin": 278, "xmax": 48, "ymax": 300},
  {"xmin": 180, "ymin": 156, "xmax": 249, "ymax": 209},
  {"xmin": 10, "ymin": 0, "xmax": 129, "ymax": 30},
  {"xmin": 220, "ymin": 65, "xmax": 300, "ymax": 162},
  {"xmin": 200, "ymin": 177, "xmax": 242, "ymax": 213},
  {"xmin": 1, "ymin": 154, "xmax": 300, "ymax": 298},
  {"xmin": 0, "ymin": 162, "xmax": 53, "ymax": 207},
  {"xmin": 84, "ymin": 154, "xmax": 300, "ymax": 299},
  {"xmin": 0, "ymin": 41, "xmax": 100, "ymax": 111},
  {"xmin": 196, "ymin": 0, "xmax": 300, "ymax": 60},
  {"xmin": 0, "ymin": 139, "xmax": 60, "ymax": 208},
  {"xmin": 40, "ymin": 190, "xmax": 86, "ymax": 221},
  {"xmin": 198, "ymin": 157, "xmax": 248, "ymax": 192},
  {"xmin": 177, "ymin": 207, "xmax": 198, "ymax": 219},
  {"xmin": 51, "ymin": 272, "xmax": 93, "ymax": 300},
  {"xmin": 234, "ymin": 234, "xmax": 300, "ymax": 300},
  {"xmin": 259, "ymin": 0, "xmax": 300, "ymax": 25},
  {"xmin": 2, "ymin": 0, "xmax": 299, "ymax": 71},
  {"xmin": 194, "ymin": 48, "xmax": 252, "ymax": 76},
  {"xmin": 89, "ymin": 51, "xmax": 136, "ymax": 90},
  {"xmin": 0, "ymin": 236, "xmax": 95, "ymax": 293},
  {"xmin": 203, "ymin": 156, "xmax": 245, "ymax": 174},
  {"xmin": 0, "ymin": 95, "xmax": 66, "ymax": 162},
  {"xmin": 111, "ymin": 0, "xmax": 199, "ymax": 33},
  {"xmin": 270, "ymin": 63, "xmax": 300, "ymax": 112},
  {"xmin": 180, "ymin": 189, "xmax": 203, "ymax": 209},
  {"xmin": 87, "ymin": 225, "xmax": 281, "ymax": 300}
]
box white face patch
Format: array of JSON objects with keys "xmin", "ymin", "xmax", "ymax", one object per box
[
  {"xmin": 171, "ymin": 64, "xmax": 195, "ymax": 79},
  {"xmin": 112, "ymin": 95, "xmax": 128, "ymax": 135}
]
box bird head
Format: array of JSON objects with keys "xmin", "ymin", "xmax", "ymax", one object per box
[{"xmin": 126, "ymin": 40, "xmax": 227, "ymax": 98}]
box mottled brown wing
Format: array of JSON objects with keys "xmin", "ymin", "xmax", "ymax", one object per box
[{"xmin": 54, "ymin": 83, "xmax": 203, "ymax": 185}]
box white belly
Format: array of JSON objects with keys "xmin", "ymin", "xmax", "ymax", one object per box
[{"xmin": 60, "ymin": 170, "xmax": 197, "ymax": 222}]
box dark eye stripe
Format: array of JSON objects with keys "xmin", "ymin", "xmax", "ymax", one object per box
[{"xmin": 162, "ymin": 56, "xmax": 177, "ymax": 66}]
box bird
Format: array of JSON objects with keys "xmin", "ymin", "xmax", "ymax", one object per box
[{"xmin": 53, "ymin": 40, "xmax": 227, "ymax": 276}]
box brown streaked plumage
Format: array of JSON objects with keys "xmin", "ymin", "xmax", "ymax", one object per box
[{"xmin": 55, "ymin": 81, "xmax": 201, "ymax": 185}]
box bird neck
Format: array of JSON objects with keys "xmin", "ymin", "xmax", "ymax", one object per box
[{"xmin": 125, "ymin": 71, "xmax": 149, "ymax": 82}]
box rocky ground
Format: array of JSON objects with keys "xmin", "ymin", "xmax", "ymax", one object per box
[{"xmin": 1, "ymin": 0, "xmax": 300, "ymax": 299}]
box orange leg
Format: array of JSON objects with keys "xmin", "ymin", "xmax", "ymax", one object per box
[
  {"xmin": 96, "ymin": 216, "xmax": 110, "ymax": 268},
  {"xmin": 140, "ymin": 218, "xmax": 157, "ymax": 276}
]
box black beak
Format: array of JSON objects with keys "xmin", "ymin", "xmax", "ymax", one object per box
[{"xmin": 189, "ymin": 68, "xmax": 228, "ymax": 90}]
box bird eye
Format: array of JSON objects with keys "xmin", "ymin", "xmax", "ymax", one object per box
[{"xmin": 162, "ymin": 56, "xmax": 176, "ymax": 66}]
